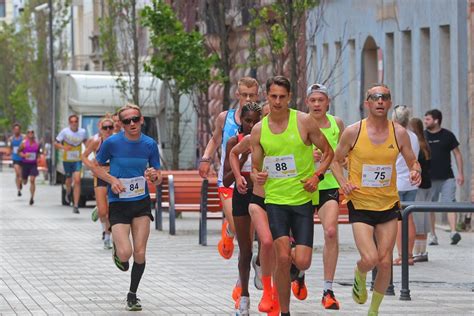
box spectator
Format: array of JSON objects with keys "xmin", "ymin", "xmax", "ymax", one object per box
[
  {"xmin": 424, "ymin": 109, "xmax": 464, "ymax": 245},
  {"xmin": 392, "ymin": 105, "xmax": 420, "ymax": 266},
  {"xmin": 409, "ymin": 118, "xmax": 431, "ymax": 262}
]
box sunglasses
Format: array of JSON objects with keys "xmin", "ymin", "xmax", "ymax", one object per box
[
  {"xmin": 121, "ymin": 116, "xmax": 141, "ymax": 125},
  {"xmin": 101, "ymin": 125, "xmax": 114, "ymax": 130},
  {"xmin": 367, "ymin": 93, "xmax": 391, "ymax": 101}
]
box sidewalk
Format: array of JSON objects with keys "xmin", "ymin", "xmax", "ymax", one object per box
[{"xmin": 0, "ymin": 170, "xmax": 472, "ymax": 315}]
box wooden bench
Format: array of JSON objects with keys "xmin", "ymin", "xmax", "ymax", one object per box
[
  {"xmin": 314, "ymin": 190, "xmax": 350, "ymax": 224},
  {"xmin": 155, "ymin": 170, "xmax": 222, "ymax": 245}
]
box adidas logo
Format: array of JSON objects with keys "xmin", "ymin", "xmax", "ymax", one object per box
[{"xmin": 388, "ymin": 144, "xmax": 394, "ymax": 149}]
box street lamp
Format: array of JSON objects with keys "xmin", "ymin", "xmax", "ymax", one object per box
[{"xmin": 35, "ymin": 0, "xmax": 55, "ymax": 184}]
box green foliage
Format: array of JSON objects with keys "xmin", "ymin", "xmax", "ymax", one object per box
[{"xmin": 141, "ymin": 0, "xmax": 216, "ymax": 94}]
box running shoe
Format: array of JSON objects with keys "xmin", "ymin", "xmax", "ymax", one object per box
[
  {"xmin": 103, "ymin": 239, "xmax": 112, "ymax": 250},
  {"xmin": 72, "ymin": 206, "xmax": 80, "ymax": 214},
  {"xmin": 18, "ymin": 190, "xmax": 21, "ymax": 197},
  {"xmin": 29, "ymin": 198, "xmax": 34, "ymax": 205},
  {"xmin": 126, "ymin": 293, "xmax": 142, "ymax": 311},
  {"xmin": 112, "ymin": 242, "xmax": 129, "ymax": 271},
  {"xmin": 257, "ymin": 290, "xmax": 273, "ymax": 313},
  {"xmin": 91, "ymin": 206, "xmax": 99, "ymax": 222},
  {"xmin": 217, "ymin": 220, "xmax": 234, "ymax": 259},
  {"xmin": 64, "ymin": 193, "xmax": 70, "ymax": 205},
  {"xmin": 251, "ymin": 255, "xmax": 263, "ymax": 290},
  {"xmin": 267, "ymin": 292, "xmax": 280, "ymax": 316},
  {"xmin": 290, "ymin": 262, "xmax": 299, "ymax": 282},
  {"xmin": 291, "ymin": 273, "xmax": 307, "ymax": 300},
  {"xmin": 352, "ymin": 269, "xmax": 367, "ymax": 304},
  {"xmin": 232, "ymin": 281, "xmax": 242, "ymax": 302},
  {"xmin": 450, "ymin": 232, "xmax": 461, "ymax": 245},
  {"xmin": 236, "ymin": 296, "xmax": 249, "ymax": 316},
  {"xmin": 321, "ymin": 289, "xmax": 340, "ymax": 310},
  {"xmin": 428, "ymin": 233, "xmax": 438, "ymax": 246}
]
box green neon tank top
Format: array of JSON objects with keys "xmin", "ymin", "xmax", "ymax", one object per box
[
  {"xmin": 261, "ymin": 109, "xmax": 316, "ymax": 205},
  {"xmin": 316, "ymin": 114, "xmax": 340, "ymax": 190}
]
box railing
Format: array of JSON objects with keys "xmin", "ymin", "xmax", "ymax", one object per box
[{"xmin": 400, "ymin": 202, "xmax": 474, "ymax": 301}]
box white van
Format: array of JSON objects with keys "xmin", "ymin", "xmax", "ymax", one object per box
[{"xmin": 54, "ymin": 71, "xmax": 197, "ymax": 206}]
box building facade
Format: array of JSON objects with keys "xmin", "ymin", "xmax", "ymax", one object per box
[{"xmin": 308, "ymin": 0, "xmax": 471, "ymax": 202}]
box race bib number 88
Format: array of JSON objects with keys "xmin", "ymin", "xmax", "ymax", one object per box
[
  {"xmin": 119, "ymin": 176, "xmax": 146, "ymax": 199},
  {"xmin": 263, "ymin": 155, "xmax": 297, "ymax": 179},
  {"xmin": 362, "ymin": 164, "xmax": 392, "ymax": 187}
]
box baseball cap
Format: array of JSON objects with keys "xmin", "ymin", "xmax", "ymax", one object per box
[{"xmin": 306, "ymin": 83, "xmax": 329, "ymax": 98}]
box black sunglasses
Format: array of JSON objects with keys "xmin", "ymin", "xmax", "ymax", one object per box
[
  {"xmin": 367, "ymin": 93, "xmax": 391, "ymax": 102},
  {"xmin": 101, "ymin": 125, "xmax": 114, "ymax": 130},
  {"xmin": 121, "ymin": 116, "xmax": 141, "ymax": 125}
]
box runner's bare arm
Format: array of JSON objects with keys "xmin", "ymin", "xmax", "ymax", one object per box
[
  {"xmin": 81, "ymin": 138, "xmax": 100, "ymax": 170},
  {"xmin": 90, "ymin": 159, "xmax": 125, "ymax": 194},
  {"xmin": 17, "ymin": 140, "xmax": 26, "ymax": 158},
  {"xmin": 396, "ymin": 125, "xmax": 421, "ymax": 186},
  {"xmin": 452, "ymin": 146, "xmax": 464, "ymax": 185},
  {"xmin": 230, "ymin": 136, "xmax": 251, "ymax": 194},
  {"xmin": 306, "ymin": 114, "xmax": 334, "ymax": 177},
  {"xmin": 199, "ymin": 111, "xmax": 227, "ymax": 178},
  {"xmin": 250, "ymin": 122, "xmax": 267, "ymax": 185},
  {"xmin": 332, "ymin": 123, "xmax": 359, "ymax": 195},
  {"xmin": 222, "ymin": 136, "xmax": 238, "ymax": 187}
]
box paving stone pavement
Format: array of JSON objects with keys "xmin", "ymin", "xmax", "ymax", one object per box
[{"xmin": 0, "ymin": 170, "xmax": 473, "ymax": 315}]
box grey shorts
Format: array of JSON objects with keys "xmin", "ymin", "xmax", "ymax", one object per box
[
  {"xmin": 413, "ymin": 188, "xmax": 432, "ymax": 234},
  {"xmin": 430, "ymin": 178, "xmax": 456, "ymax": 203}
]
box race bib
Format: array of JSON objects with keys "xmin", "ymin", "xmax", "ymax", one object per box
[
  {"xmin": 119, "ymin": 176, "xmax": 146, "ymax": 199},
  {"xmin": 25, "ymin": 152, "xmax": 37, "ymax": 161},
  {"xmin": 264, "ymin": 155, "xmax": 297, "ymax": 179},
  {"xmin": 362, "ymin": 164, "xmax": 392, "ymax": 187},
  {"xmin": 66, "ymin": 150, "xmax": 80, "ymax": 161},
  {"xmin": 13, "ymin": 146, "xmax": 18, "ymax": 154}
]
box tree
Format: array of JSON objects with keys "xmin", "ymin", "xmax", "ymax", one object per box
[
  {"xmin": 141, "ymin": 0, "xmax": 216, "ymax": 169},
  {"xmin": 99, "ymin": 0, "xmax": 142, "ymax": 106}
]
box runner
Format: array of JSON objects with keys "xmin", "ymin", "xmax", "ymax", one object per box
[
  {"xmin": 82, "ymin": 116, "xmax": 114, "ymax": 249},
  {"xmin": 250, "ymin": 76, "xmax": 334, "ymax": 316},
  {"xmin": 92, "ymin": 104, "xmax": 162, "ymax": 311},
  {"xmin": 17, "ymin": 129, "xmax": 40, "ymax": 205},
  {"xmin": 9, "ymin": 123, "xmax": 24, "ymax": 197},
  {"xmin": 55, "ymin": 114, "xmax": 88, "ymax": 213},
  {"xmin": 199, "ymin": 77, "xmax": 260, "ymax": 260},
  {"xmin": 229, "ymin": 102, "xmax": 280, "ymax": 315},
  {"xmin": 222, "ymin": 102, "xmax": 262, "ymax": 315},
  {"xmin": 112, "ymin": 113, "xmax": 122, "ymax": 133},
  {"xmin": 305, "ymin": 83, "xmax": 344, "ymax": 309},
  {"xmin": 331, "ymin": 83, "xmax": 421, "ymax": 316}
]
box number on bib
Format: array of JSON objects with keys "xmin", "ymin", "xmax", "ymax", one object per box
[
  {"xmin": 263, "ymin": 155, "xmax": 297, "ymax": 179},
  {"xmin": 361, "ymin": 164, "xmax": 392, "ymax": 187},
  {"xmin": 66, "ymin": 150, "xmax": 80, "ymax": 161},
  {"xmin": 119, "ymin": 176, "xmax": 146, "ymax": 199}
]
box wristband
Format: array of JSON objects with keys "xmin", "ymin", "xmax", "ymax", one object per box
[
  {"xmin": 316, "ymin": 172, "xmax": 325, "ymax": 181},
  {"xmin": 199, "ymin": 157, "xmax": 212, "ymax": 163}
]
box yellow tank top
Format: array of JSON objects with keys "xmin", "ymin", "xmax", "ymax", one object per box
[{"xmin": 347, "ymin": 119, "xmax": 400, "ymax": 211}]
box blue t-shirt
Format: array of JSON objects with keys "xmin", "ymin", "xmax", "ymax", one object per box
[
  {"xmin": 96, "ymin": 131, "xmax": 161, "ymax": 203},
  {"xmin": 11, "ymin": 135, "xmax": 24, "ymax": 162}
]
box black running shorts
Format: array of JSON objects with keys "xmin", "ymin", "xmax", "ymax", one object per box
[
  {"xmin": 249, "ymin": 194, "xmax": 266, "ymax": 211},
  {"xmin": 266, "ymin": 202, "xmax": 314, "ymax": 247},
  {"xmin": 232, "ymin": 187, "xmax": 252, "ymax": 217},
  {"xmin": 94, "ymin": 176, "xmax": 108, "ymax": 188},
  {"xmin": 347, "ymin": 201, "xmax": 401, "ymax": 227},
  {"xmin": 109, "ymin": 196, "xmax": 154, "ymax": 227},
  {"xmin": 316, "ymin": 188, "xmax": 340, "ymax": 210}
]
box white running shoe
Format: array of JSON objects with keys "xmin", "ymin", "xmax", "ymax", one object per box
[
  {"xmin": 252, "ymin": 255, "xmax": 263, "ymax": 290},
  {"xmin": 236, "ymin": 296, "xmax": 250, "ymax": 316}
]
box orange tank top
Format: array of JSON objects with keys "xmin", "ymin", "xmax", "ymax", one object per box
[{"xmin": 347, "ymin": 119, "xmax": 400, "ymax": 211}]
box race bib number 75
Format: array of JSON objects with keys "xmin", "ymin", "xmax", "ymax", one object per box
[
  {"xmin": 263, "ymin": 155, "xmax": 297, "ymax": 179},
  {"xmin": 119, "ymin": 176, "xmax": 146, "ymax": 199},
  {"xmin": 361, "ymin": 164, "xmax": 392, "ymax": 187}
]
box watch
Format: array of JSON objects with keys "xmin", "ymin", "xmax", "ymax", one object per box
[
  {"xmin": 199, "ymin": 157, "xmax": 212, "ymax": 163},
  {"xmin": 316, "ymin": 172, "xmax": 325, "ymax": 181}
]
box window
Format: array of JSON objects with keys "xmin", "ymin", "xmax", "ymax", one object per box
[{"xmin": 0, "ymin": 0, "xmax": 6, "ymax": 18}]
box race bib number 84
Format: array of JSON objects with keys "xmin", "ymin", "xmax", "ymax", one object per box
[
  {"xmin": 119, "ymin": 176, "xmax": 146, "ymax": 199},
  {"xmin": 263, "ymin": 155, "xmax": 297, "ymax": 179},
  {"xmin": 362, "ymin": 164, "xmax": 392, "ymax": 187}
]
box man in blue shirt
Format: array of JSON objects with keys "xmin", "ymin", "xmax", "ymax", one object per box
[
  {"xmin": 9, "ymin": 123, "xmax": 24, "ymax": 197},
  {"xmin": 93, "ymin": 104, "xmax": 162, "ymax": 311}
]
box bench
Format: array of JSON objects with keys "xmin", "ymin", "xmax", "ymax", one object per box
[
  {"xmin": 155, "ymin": 170, "xmax": 222, "ymax": 245},
  {"xmin": 314, "ymin": 190, "xmax": 350, "ymax": 224}
]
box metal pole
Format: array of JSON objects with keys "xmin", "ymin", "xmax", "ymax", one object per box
[
  {"xmin": 400, "ymin": 202, "xmax": 474, "ymax": 301},
  {"xmin": 48, "ymin": 0, "xmax": 56, "ymax": 186}
]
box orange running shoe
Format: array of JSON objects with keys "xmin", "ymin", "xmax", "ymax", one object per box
[
  {"xmin": 291, "ymin": 274, "xmax": 308, "ymax": 300},
  {"xmin": 258, "ymin": 291, "xmax": 273, "ymax": 313},
  {"xmin": 217, "ymin": 220, "xmax": 234, "ymax": 259},
  {"xmin": 321, "ymin": 289, "xmax": 340, "ymax": 310},
  {"xmin": 267, "ymin": 294, "xmax": 280, "ymax": 316},
  {"xmin": 232, "ymin": 282, "xmax": 242, "ymax": 303}
]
